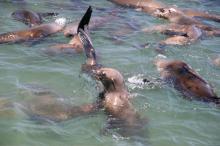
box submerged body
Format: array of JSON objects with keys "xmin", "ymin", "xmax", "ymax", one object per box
[{"xmin": 155, "ymin": 58, "xmax": 220, "ymax": 104}]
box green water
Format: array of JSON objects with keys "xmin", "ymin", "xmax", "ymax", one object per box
[{"xmin": 0, "ymin": 0, "xmax": 220, "ymax": 146}]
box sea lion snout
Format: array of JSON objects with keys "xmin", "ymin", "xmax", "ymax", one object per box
[
  {"xmin": 154, "ymin": 58, "xmax": 169, "ymax": 72},
  {"xmin": 153, "ymin": 7, "xmax": 179, "ymax": 18},
  {"xmin": 93, "ymin": 68, "xmax": 125, "ymax": 91}
]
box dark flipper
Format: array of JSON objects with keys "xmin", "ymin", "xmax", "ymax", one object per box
[
  {"xmin": 78, "ymin": 28, "xmax": 96, "ymax": 64},
  {"xmin": 77, "ymin": 6, "xmax": 97, "ymax": 66},
  {"xmin": 77, "ymin": 6, "xmax": 92, "ymax": 33},
  {"xmin": 210, "ymin": 96, "xmax": 220, "ymax": 105}
]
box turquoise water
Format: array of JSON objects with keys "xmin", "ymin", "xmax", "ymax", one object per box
[{"xmin": 0, "ymin": 0, "xmax": 220, "ymax": 146}]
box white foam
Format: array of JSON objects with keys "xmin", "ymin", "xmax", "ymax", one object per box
[
  {"xmin": 169, "ymin": 8, "xmax": 177, "ymax": 12},
  {"xmin": 55, "ymin": 17, "xmax": 67, "ymax": 27},
  {"xmin": 156, "ymin": 54, "xmax": 167, "ymax": 59}
]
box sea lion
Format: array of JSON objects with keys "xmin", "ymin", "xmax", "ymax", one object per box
[
  {"xmin": 143, "ymin": 23, "xmax": 204, "ymax": 47},
  {"xmin": 152, "ymin": 7, "xmax": 218, "ymax": 31},
  {"xmin": 20, "ymin": 93, "xmax": 100, "ymax": 122},
  {"xmin": 45, "ymin": 12, "xmax": 118, "ymax": 55},
  {"xmin": 0, "ymin": 17, "xmax": 66, "ymax": 44},
  {"xmin": 109, "ymin": 0, "xmax": 165, "ymax": 14},
  {"xmin": 154, "ymin": 58, "xmax": 220, "ymax": 104},
  {"xmin": 11, "ymin": 9, "xmax": 58, "ymax": 27},
  {"xmin": 77, "ymin": 7, "xmax": 147, "ymax": 137},
  {"xmin": 63, "ymin": 15, "xmax": 117, "ymax": 37},
  {"xmin": 110, "ymin": 0, "xmax": 220, "ymax": 23},
  {"xmin": 43, "ymin": 31, "xmax": 83, "ymax": 55},
  {"xmin": 181, "ymin": 8, "xmax": 220, "ymax": 23}
]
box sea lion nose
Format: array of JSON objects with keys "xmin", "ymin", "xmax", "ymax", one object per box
[{"xmin": 154, "ymin": 59, "xmax": 170, "ymax": 72}]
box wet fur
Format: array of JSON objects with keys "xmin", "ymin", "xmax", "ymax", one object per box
[{"xmin": 155, "ymin": 59, "xmax": 220, "ymax": 104}]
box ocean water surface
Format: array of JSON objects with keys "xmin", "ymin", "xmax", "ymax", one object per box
[{"xmin": 0, "ymin": 0, "xmax": 220, "ymax": 146}]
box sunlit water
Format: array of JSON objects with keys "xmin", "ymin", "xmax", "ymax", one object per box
[{"xmin": 0, "ymin": 0, "xmax": 220, "ymax": 146}]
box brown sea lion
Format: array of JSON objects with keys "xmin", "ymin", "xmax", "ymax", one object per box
[
  {"xmin": 181, "ymin": 8, "xmax": 220, "ymax": 23},
  {"xmin": 109, "ymin": 0, "xmax": 165, "ymax": 14},
  {"xmin": 77, "ymin": 7, "xmax": 147, "ymax": 137},
  {"xmin": 110, "ymin": 0, "xmax": 220, "ymax": 23},
  {"xmin": 143, "ymin": 23, "xmax": 204, "ymax": 46},
  {"xmin": 43, "ymin": 35, "xmax": 83, "ymax": 55},
  {"xmin": 154, "ymin": 58, "xmax": 220, "ymax": 104},
  {"xmin": 0, "ymin": 17, "xmax": 66, "ymax": 44},
  {"xmin": 152, "ymin": 7, "xmax": 218, "ymax": 31},
  {"xmin": 45, "ymin": 12, "xmax": 119, "ymax": 55},
  {"xmin": 63, "ymin": 15, "xmax": 117, "ymax": 37},
  {"xmin": 11, "ymin": 9, "xmax": 58, "ymax": 27}
]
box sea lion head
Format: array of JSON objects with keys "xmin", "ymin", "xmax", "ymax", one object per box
[
  {"xmin": 55, "ymin": 17, "xmax": 67, "ymax": 27},
  {"xmin": 153, "ymin": 7, "xmax": 180, "ymax": 19},
  {"xmin": 11, "ymin": 10, "xmax": 42, "ymax": 26},
  {"xmin": 154, "ymin": 58, "xmax": 195, "ymax": 79},
  {"xmin": 154, "ymin": 58, "xmax": 219, "ymax": 101},
  {"xmin": 93, "ymin": 67, "xmax": 125, "ymax": 92}
]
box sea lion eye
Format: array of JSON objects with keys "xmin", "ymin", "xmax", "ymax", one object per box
[
  {"xmin": 178, "ymin": 67, "xmax": 188, "ymax": 75},
  {"xmin": 159, "ymin": 8, "xmax": 165, "ymax": 13}
]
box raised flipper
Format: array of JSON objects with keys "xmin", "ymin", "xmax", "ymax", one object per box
[
  {"xmin": 77, "ymin": 6, "xmax": 98, "ymax": 66},
  {"xmin": 77, "ymin": 6, "xmax": 92, "ymax": 33}
]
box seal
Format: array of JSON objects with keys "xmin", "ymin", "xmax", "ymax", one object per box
[
  {"xmin": 154, "ymin": 58, "xmax": 220, "ymax": 104},
  {"xmin": 77, "ymin": 6, "xmax": 147, "ymax": 137},
  {"xmin": 109, "ymin": 0, "xmax": 165, "ymax": 14},
  {"xmin": 143, "ymin": 24, "xmax": 203, "ymax": 46},
  {"xmin": 152, "ymin": 7, "xmax": 218, "ymax": 31},
  {"xmin": 44, "ymin": 9, "xmax": 118, "ymax": 55},
  {"xmin": 0, "ymin": 17, "xmax": 66, "ymax": 44},
  {"xmin": 110, "ymin": 0, "xmax": 220, "ymax": 23},
  {"xmin": 11, "ymin": 9, "xmax": 58, "ymax": 27},
  {"xmin": 63, "ymin": 15, "xmax": 117, "ymax": 37}
]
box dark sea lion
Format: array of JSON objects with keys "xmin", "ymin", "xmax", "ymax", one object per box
[
  {"xmin": 0, "ymin": 17, "xmax": 66, "ymax": 44},
  {"xmin": 77, "ymin": 7, "xmax": 147, "ymax": 137},
  {"xmin": 11, "ymin": 10, "xmax": 58, "ymax": 27},
  {"xmin": 154, "ymin": 58, "xmax": 220, "ymax": 104}
]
